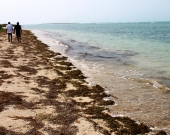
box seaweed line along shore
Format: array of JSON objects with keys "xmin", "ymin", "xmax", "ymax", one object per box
[{"xmin": 0, "ymin": 30, "xmax": 168, "ymax": 134}]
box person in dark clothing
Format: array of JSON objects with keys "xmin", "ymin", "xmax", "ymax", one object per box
[{"xmin": 14, "ymin": 22, "xmax": 22, "ymax": 43}]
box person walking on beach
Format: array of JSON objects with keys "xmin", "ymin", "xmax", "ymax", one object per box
[
  {"xmin": 6, "ymin": 22, "xmax": 13, "ymax": 43},
  {"xmin": 14, "ymin": 22, "xmax": 22, "ymax": 43}
]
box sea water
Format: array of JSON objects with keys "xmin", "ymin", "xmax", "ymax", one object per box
[{"xmin": 24, "ymin": 22, "xmax": 170, "ymax": 133}]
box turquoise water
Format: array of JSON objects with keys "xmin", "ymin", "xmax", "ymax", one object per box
[
  {"xmin": 24, "ymin": 22, "xmax": 170, "ymax": 132},
  {"xmin": 25, "ymin": 22, "xmax": 170, "ymax": 86}
]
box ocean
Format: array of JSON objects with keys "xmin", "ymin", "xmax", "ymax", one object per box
[{"xmin": 24, "ymin": 22, "xmax": 170, "ymax": 132}]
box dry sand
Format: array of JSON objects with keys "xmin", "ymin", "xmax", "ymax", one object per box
[{"xmin": 0, "ymin": 31, "xmax": 167, "ymax": 135}]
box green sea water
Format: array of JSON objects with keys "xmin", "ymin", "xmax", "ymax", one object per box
[{"xmin": 25, "ymin": 22, "xmax": 170, "ymax": 86}]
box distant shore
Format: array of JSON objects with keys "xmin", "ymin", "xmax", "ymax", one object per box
[{"xmin": 0, "ymin": 30, "xmax": 167, "ymax": 134}]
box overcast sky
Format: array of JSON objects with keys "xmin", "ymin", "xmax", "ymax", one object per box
[{"xmin": 0, "ymin": 0, "xmax": 170, "ymax": 24}]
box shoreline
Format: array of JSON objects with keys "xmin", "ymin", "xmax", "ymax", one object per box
[
  {"xmin": 0, "ymin": 30, "xmax": 167, "ymax": 134},
  {"xmin": 31, "ymin": 29, "xmax": 170, "ymax": 133}
]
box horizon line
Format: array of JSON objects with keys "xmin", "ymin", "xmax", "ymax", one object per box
[{"xmin": 22, "ymin": 21, "xmax": 170, "ymax": 25}]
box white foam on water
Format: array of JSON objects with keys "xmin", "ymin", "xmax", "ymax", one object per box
[{"xmin": 31, "ymin": 30, "xmax": 68, "ymax": 56}]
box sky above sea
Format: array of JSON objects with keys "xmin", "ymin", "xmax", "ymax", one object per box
[{"xmin": 0, "ymin": 0, "xmax": 170, "ymax": 25}]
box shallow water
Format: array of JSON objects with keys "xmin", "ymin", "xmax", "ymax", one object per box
[
  {"xmin": 24, "ymin": 23, "xmax": 170, "ymax": 133},
  {"xmin": 24, "ymin": 23, "xmax": 170, "ymax": 86}
]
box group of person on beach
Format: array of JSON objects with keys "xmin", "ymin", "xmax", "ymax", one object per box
[{"xmin": 6, "ymin": 22, "xmax": 22, "ymax": 43}]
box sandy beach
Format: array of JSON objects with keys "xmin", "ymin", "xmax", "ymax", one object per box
[{"xmin": 0, "ymin": 30, "xmax": 167, "ymax": 135}]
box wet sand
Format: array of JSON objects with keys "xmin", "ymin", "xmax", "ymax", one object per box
[{"xmin": 0, "ymin": 30, "xmax": 167, "ymax": 135}]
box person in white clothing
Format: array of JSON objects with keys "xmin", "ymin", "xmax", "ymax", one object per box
[{"xmin": 6, "ymin": 22, "xmax": 13, "ymax": 42}]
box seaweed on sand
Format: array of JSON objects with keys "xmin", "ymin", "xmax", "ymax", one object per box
[
  {"xmin": 66, "ymin": 82, "xmax": 150, "ymax": 134},
  {"xmin": 36, "ymin": 76, "xmax": 50, "ymax": 87},
  {"xmin": 0, "ymin": 126, "xmax": 23, "ymax": 135},
  {"xmin": 47, "ymin": 82, "xmax": 66, "ymax": 99},
  {"xmin": 50, "ymin": 78, "xmax": 67, "ymax": 90},
  {"xmin": 37, "ymin": 99, "xmax": 79, "ymax": 135},
  {"xmin": 90, "ymin": 85, "xmax": 115, "ymax": 105},
  {"xmin": 0, "ymin": 60, "xmax": 13, "ymax": 68},
  {"xmin": 6, "ymin": 48, "xmax": 14, "ymax": 54},
  {"xmin": 156, "ymin": 130, "xmax": 167, "ymax": 135},
  {"xmin": 65, "ymin": 69, "xmax": 86, "ymax": 79},
  {"xmin": 51, "ymin": 101, "xmax": 79, "ymax": 135},
  {"xmin": 0, "ymin": 71, "xmax": 13, "ymax": 80},
  {"xmin": 84, "ymin": 106, "xmax": 119, "ymax": 134},
  {"xmin": 43, "ymin": 50, "xmax": 60, "ymax": 58},
  {"xmin": 84, "ymin": 105, "xmax": 151, "ymax": 135},
  {"xmin": 10, "ymin": 116, "xmax": 44, "ymax": 135},
  {"xmin": 57, "ymin": 61, "xmax": 73, "ymax": 67},
  {"xmin": 33, "ymin": 40, "xmax": 49, "ymax": 53},
  {"xmin": 17, "ymin": 66, "xmax": 38, "ymax": 75},
  {"xmin": 54, "ymin": 65, "xmax": 72, "ymax": 70},
  {"xmin": 66, "ymin": 85, "xmax": 91, "ymax": 97},
  {"xmin": 31, "ymin": 88, "xmax": 45, "ymax": 93},
  {"xmin": 52, "ymin": 101, "xmax": 79, "ymax": 125},
  {"xmin": 35, "ymin": 76, "xmax": 67, "ymax": 98},
  {"xmin": 114, "ymin": 117, "xmax": 151, "ymax": 134},
  {"xmin": 66, "ymin": 84, "xmax": 114, "ymax": 106},
  {"xmin": 0, "ymin": 91, "xmax": 34, "ymax": 112},
  {"xmin": 53, "ymin": 56, "xmax": 68, "ymax": 62}
]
